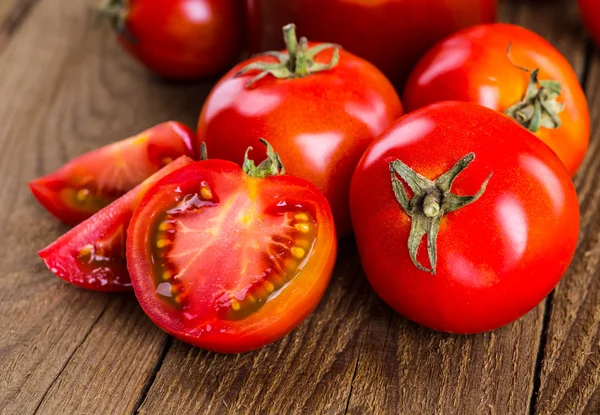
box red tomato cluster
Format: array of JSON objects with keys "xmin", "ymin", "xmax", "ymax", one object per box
[{"xmin": 32, "ymin": 2, "xmax": 591, "ymax": 352}]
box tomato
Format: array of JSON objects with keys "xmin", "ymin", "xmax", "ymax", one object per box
[
  {"xmin": 246, "ymin": 0, "xmax": 496, "ymax": 86},
  {"xmin": 579, "ymin": 0, "xmax": 600, "ymax": 49},
  {"xmin": 197, "ymin": 24, "xmax": 403, "ymax": 237},
  {"xmin": 404, "ymin": 23, "xmax": 590, "ymax": 175},
  {"xmin": 127, "ymin": 141, "xmax": 336, "ymax": 352},
  {"xmin": 39, "ymin": 156, "xmax": 194, "ymax": 292},
  {"xmin": 350, "ymin": 102, "xmax": 579, "ymax": 333},
  {"xmin": 29, "ymin": 121, "xmax": 196, "ymax": 225},
  {"xmin": 100, "ymin": 0, "xmax": 244, "ymax": 79}
]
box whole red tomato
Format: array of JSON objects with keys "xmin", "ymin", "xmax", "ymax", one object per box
[
  {"xmin": 579, "ymin": 0, "xmax": 600, "ymax": 49},
  {"xmin": 246, "ymin": 0, "xmax": 496, "ymax": 86},
  {"xmin": 404, "ymin": 23, "xmax": 590, "ymax": 175},
  {"xmin": 100, "ymin": 0, "xmax": 244, "ymax": 79},
  {"xmin": 350, "ymin": 102, "xmax": 579, "ymax": 333},
  {"xmin": 127, "ymin": 141, "xmax": 337, "ymax": 352},
  {"xmin": 197, "ymin": 25, "xmax": 403, "ymax": 236}
]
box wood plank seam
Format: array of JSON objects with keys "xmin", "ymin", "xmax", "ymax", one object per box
[
  {"xmin": 0, "ymin": 0, "xmax": 43, "ymax": 53},
  {"xmin": 31, "ymin": 299, "xmax": 111, "ymax": 414},
  {"xmin": 131, "ymin": 336, "xmax": 174, "ymax": 415}
]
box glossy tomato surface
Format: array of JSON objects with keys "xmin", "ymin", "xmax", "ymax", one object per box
[
  {"xmin": 118, "ymin": 0, "xmax": 243, "ymax": 79},
  {"xmin": 404, "ymin": 23, "xmax": 590, "ymax": 175},
  {"xmin": 579, "ymin": 0, "xmax": 600, "ymax": 49},
  {"xmin": 39, "ymin": 156, "xmax": 194, "ymax": 292},
  {"xmin": 127, "ymin": 160, "xmax": 337, "ymax": 352},
  {"xmin": 30, "ymin": 121, "xmax": 195, "ymax": 225},
  {"xmin": 197, "ymin": 47, "xmax": 403, "ymax": 236},
  {"xmin": 350, "ymin": 102, "xmax": 579, "ymax": 333},
  {"xmin": 246, "ymin": 0, "xmax": 496, "ymax": 86}
]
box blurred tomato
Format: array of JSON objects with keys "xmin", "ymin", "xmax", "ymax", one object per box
[
  {"xmin": 102, "ymin": 0, "xmax": 244, "ymax": 79},
  {"xmin": 579, "ymin": 0, "xmax": 600, "ymax": 48},
  {"xmin": 247, "ymin": 0, "xmax": 496, "ymax": 86}
]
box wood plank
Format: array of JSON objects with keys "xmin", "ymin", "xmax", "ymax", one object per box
[
  {"xmin": 0, "ymin": 0, "xmax": 42, "ymax": 52},
  {"xmin": 535, "ymin": 31, "xmax": 600, "ymax": 415},
  {"xmin": 138, "ymin": 240, "xmax": 370, "ymax": 414},
  {"xmin": 0, "ymin": 0, "xmax": 210, "ymax": 413}
]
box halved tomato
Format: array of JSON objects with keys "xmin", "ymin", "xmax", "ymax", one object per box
[
  {"xmin": 30, "ymin": 121, "xmax": 196, "ymax": 225},
  {"xmin": 127, "ymin": 142, "xmax": 337, "ymax": 352},
  {"xmin": 39, "ymin": 156, "xmax": 194, "ymax": 292}
]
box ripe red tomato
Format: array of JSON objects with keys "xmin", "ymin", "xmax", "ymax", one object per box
[
  {"xmin": 246, "ymin": 0, "xmax": 496, "ymax": 86},
  {"xmin": 29, "ymin": 121, "xmax": 195, "ymax": 225},
  {"xmin": 197, "ymin": 25, "xmax": 403, "ymax": 237},
  {"xmin": 101, "ymin": 0, "xmax": 243, "ymax": 79},
  {"xmin": 350, "ymin": 102, "xmax": 579, "ymax": 334},
  {"xmin": 39, "ymin": 156, "xmax": 194, "ymax": 292},
  {"xmin": 579, "ymin": 0, "xmax": 600, "ymax": 49},
  {"xmin": 404, "ymin": 23, "xmax": 590, "ymax": 175},
  {"xmin": 127, "ymin": 142, "xmax": 337, "ymax": 352}
]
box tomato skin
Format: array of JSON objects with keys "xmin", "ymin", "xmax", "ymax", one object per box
[
  {"xmin": 247, "ymin": 0, "xmax": 496, "ymax": 86},
  {"xmin": 39, "ymin": 156, "xmax": 194, "ymax": 292},
  {"xmin": 29, "ymin": 121, "xmax": 196, "ymax": 225},
  {"xmin": 350, "ymin": 102, "xmax": 579, "ymax": 333},
  {"xmin": 197, "ymin": 47, "xmax": 403, "ymax": 237},
  {"xmin": 127, "ymin": 160, "xmax": 337, "ymax": 353},
  {"xmin": 579, "ymin": 0, "xmax": 600, "ymax": 49},
  {"xmin": 404, "ymin": 23, "xmax": 590, "ymax": 175},
  {"xmin": 118, "ymin": 0, "xmax": 243, "ymax": 79}
]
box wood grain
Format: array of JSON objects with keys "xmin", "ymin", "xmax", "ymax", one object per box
[
  {"xmin": 0, "ymin": 0, "xmax": 210, "ymax": 413},
  {"xmin": 0, "ymin": 0, "xmax": 42, "ymax": 52},
  {"xmin": 535, "ymin": 37, "xmax": 600, "ymax": 415}
]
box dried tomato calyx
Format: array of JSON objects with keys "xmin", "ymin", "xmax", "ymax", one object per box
[
  {"xmin": 235, "ymin": 24, "xmax": 340, "ymax": 88},
  {"xmin": 389, "ymin": 153, "xmax": 492, "ymax": 274},
  {"xmin": 96, "ymin": 0, "xmax": 136, "ymax": 42},
  {"xmin": 242, "ymin": 139, "xmax": 285, "ymax": 178},
  {"xmin": 504, "ymin": 68, "xmax": 564, "ymax": 132}
]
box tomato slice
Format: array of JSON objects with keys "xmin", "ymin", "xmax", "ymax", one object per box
[
  {"xmin": 127, "ymin": 157, "xmax": 337, "ymax": 353},
  {"xmin": 30, "ymin": 121, "xmax": 196, "ymax": 225},
  {"xmin": 39, "ymin": 156, "xmax": 194, "ymax": 292}
]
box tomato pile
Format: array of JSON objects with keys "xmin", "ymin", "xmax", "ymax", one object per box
[{"xmin": 32, "ymin": 0, "xmax": 592, "ymax": 352}]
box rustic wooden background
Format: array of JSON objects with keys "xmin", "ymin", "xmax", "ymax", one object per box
[{"xmin": 1, "ymin": 0, "xmax": 599, "ymax": 414}]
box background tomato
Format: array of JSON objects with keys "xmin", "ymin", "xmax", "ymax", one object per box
[
  {"xmin": 579, "ymin": 0, "xmax": 600, "ymax": 49},
  {"xmin": 101, "ymin": 0, "xmax": 244, "ymax": 79},
  {"xmin": 197, "ymin": 25, "xmax": 403, "ymax": 236},
  {"xmin": 404, "ymin": 23, "xmax": 590, "ymax": 175},
  {"xmin": 350, "ymin": 102, "xmax": 579, "ymax": 334},
  {"xmin": 127, "ymin": 149, "xmax": 337, "ymax": 353},
  {"xmin": 246, "ymin": 0, "xmax": 496, "ymax": 86},
  {"xmin": 39, "ymin": 156, "xmax": 193, "ymax": 292},
  {"xmin": 29, "ymin": 121, "xmax": 195, "ymax": 225}
]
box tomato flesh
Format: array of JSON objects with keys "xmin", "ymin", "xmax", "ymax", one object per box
[
  {"xmin": 39, "ymin": 156, "xmax": 194, "ymax": 292},
  {"xmin": 30, "ymin": 121, "xmax": 196, "ymax": 225},
  {"xmin": 127, "ymin": 160, "xmax": 337, "ymax": 352}
]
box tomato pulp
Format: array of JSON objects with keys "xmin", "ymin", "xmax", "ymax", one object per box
[
  {"xmin": 197, "ymin": 25, "xmax": 403, "ymax": 236},
  {"xmin": 103, "ymin": 0, "xmax": 244, "ymax": 79},
  {"xmin": 350, "ymin": 102, "xmax": 579, "ymax": 333},
  {"xmin": 127, "ymin": 144, "xmax": 337, "ymax": 352},
  {"xmin": 404, "ymin": 23, "xmax": 590, "ymax": 175},
  {"xmin": 29, "ymin": 121, "xmax": 195, "ymax": 225},
  {"xmin": 246, "ymin": 0, "xmax": 496, "ymax": 86},
  {"xmin": 39, "ymin": 156, "xmax": 194, "ymax": 292}
]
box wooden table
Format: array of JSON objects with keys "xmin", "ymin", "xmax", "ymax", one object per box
[{"xmin": 1, "ymin": 0, "xmax": 599, "ymax": 414}]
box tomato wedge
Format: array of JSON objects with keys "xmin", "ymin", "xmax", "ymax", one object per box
[
  {"xmin": 39, "ymin": 156, "xmax": 194, "ymax": 292},
  {"xmin": 127, "ymin": 141, "xmax": 337, "ymax": 352},
  {"xmin": 30, "ymin": 121, "xmax": 196, "ymax": 225}
]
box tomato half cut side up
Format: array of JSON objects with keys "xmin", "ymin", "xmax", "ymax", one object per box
[
  {"xmin": 29, "ymin": 121, "xmax": 196, "ymax": 225},
  {"xmin": 127, "ymin": 141, "xmax": 337, "ymax": 353},
  {"xmin": 39, "ymin": 156, "xmax": 194, "ymax": 292}
]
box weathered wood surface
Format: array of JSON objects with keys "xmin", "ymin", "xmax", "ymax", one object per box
[{"xmin": 0, "ymin": 0, "xmax": 598, "ymax": 414}]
